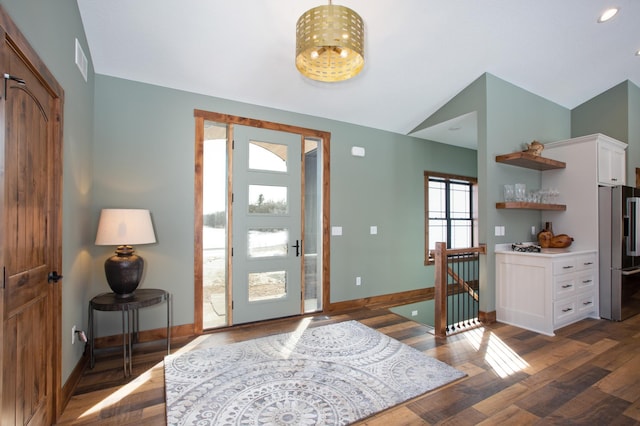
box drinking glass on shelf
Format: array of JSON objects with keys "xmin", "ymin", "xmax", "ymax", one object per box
[
  {"xmin": 504, "ymin": 184, "xmax": 515, "ymax": 202},
  {"xmin": 539, "ymin": 188, "xmax": 549, "ymax": 203},
  {"xmin": 515, "ymin": 184, "xmax": 526, "ymax": 201},
  {"xmin": 527, "ymin": 191, "xmax": 538, "ymax": 203}
]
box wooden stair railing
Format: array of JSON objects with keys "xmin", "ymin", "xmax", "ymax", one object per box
[{"xmin": 432, "ymin": 242, "xmax": 486, "ymax": 337}]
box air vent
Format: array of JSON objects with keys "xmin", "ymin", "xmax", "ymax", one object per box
[{"xmin": 75, "ymin": 38, "xmax": 88, "ymax": 82}]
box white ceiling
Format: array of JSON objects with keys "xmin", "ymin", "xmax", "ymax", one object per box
[{"xmin": 77, "ymin": 0, "xmax": 639, "ymax": 149}]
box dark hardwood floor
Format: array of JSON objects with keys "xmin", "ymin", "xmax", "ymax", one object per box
[{"xmin": 57, "ymin": 309, "xmax": 640, "ymax": 425}]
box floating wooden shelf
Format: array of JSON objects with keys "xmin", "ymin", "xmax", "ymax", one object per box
[
  {"xmin": 495, "ymin": 152, "xmax": 565, "ymax": 171},
  {"xmin": 496, "ymin": 202, "xmax": 566, "ymax": 211}
]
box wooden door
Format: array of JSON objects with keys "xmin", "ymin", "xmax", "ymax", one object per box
[{"xmin": 0, "ymin": 10, "xmax": 64, "ymax": 425}]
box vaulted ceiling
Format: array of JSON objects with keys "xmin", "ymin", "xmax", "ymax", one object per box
[{"xmin": 77, "ymin": 1, "xmax": 639, "ymax": 148}]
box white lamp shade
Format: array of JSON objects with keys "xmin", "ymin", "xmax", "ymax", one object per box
[{"xmin": 95, "ymin": 209, "xmax": 156, "ymax": 246}]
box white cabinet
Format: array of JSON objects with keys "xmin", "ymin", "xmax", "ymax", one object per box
[
  {"xmin": 598, "ymin": 138, "xmax": 626, "ymax": 186},
  {"xmin": 541, "ymin": 134, "xmax": 627, "ymax": 251},
  {"xmin": 496, "ymin": 251, "xmax": 598, "ymax": 336}
]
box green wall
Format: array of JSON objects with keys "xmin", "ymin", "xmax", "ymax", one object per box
[
  {"xmin": 572, "ymin": 80, "xmax": 640, "ymax": 184},
  {"xmin": 571, "ymin": 81, "xmax": 629, "ymax": 142},
  {"xmin": 483, "ymin": 74, "xmax": 571, "ymax": 311},
  {"xmin": 417, "ymin": 74, "xmax": 571, "ymax": 313},
  {"xmin": 91, "ymin": 75, "xmax": 478, "ymax": 335},
  {"xmin": 0, "ymin": 0, "xmax": 95, "ymax": 384},
  {"xmin": 390, "ymin": 301, "xmax": 434, "ymax": 325}
]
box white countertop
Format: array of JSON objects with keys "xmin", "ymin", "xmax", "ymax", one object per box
[{"xmin": 494, "ymin": 243, "xmax": 596, "ymax": 257}]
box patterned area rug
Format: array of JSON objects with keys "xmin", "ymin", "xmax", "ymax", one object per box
[{"xmin": 164, "ymin": 320, "xmax": 465, "ymax": 425}]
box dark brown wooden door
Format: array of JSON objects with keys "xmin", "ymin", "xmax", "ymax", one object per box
[{"xmin": 0, "ymin": 23, "xmax": 63, "ymax": 425}]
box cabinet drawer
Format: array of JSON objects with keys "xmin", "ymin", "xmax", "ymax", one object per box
[
  {"xmin": 554, "ymin": 299, "xmax": 577, "ymax": 325},
  {"xmin": 576, "ymin": 255, "xmax": 597, "ymax": 271},
  {"xmin": 553, "ymin": 259, "xmax": 578, "ymax": 275},
  {"xmin": 577, "ymin": 293, "xmax": 596, "ymax": 315},
  {"xmin": 554, "ymin": 276, "xmax": 576, "ymax": 299},
  {"xmin": 576, "ymin": 272, "xmax": 596, "ymax": 291}
]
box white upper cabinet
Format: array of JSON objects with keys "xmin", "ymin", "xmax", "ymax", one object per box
[{"xmin": 597, "ymin": 138, "xmax": 626, "ymax": 186}]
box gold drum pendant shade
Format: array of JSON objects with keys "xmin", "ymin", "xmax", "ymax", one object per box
[{"xmin": 296, "ymin": 3, "xmax": 364, "ymax": 82}]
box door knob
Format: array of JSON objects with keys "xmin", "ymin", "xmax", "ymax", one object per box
[{"xmin": 48, "ymin": 271, "xmax": 63, "ymax": 283}]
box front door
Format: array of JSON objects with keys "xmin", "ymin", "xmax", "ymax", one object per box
[
  {"xmin": 231, "ymin": 125, "xmax": 303, "ymax": 324},
  {"xmin": 1, "ymin": 25, "xmax": 62, "ymax": 425}
]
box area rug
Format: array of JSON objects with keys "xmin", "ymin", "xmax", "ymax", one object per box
[{"xmin": 164, "ymin": 320, "xmax": 465, "ymax": 425}]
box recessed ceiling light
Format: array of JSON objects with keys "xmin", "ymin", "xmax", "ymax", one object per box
[
  {"xmin": 598, "ymin": 7, "xmax": 619, "ymax": 23},
  {"xmin": 636, "ymin": 49, "xmax": 640, "ymax": 56}
]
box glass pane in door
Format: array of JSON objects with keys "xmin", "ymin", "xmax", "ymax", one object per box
[
  {"xmin": 248, "ymin": 185, "xmax": 288, "ymax": 214},
  {"xmin": 248, "ymin": 228, "xmax": 288, "ymax": 258},
  {"xmin": 249, "ymin": 141, "xmax": 287, "ymax": 172}
]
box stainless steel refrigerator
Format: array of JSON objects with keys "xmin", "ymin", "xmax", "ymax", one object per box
[{"xmin": 599, "ymin": 185, "xmax": 640, "ymax": 320}]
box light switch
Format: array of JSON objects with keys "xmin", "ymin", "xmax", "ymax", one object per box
[
  {"xmin": 332, "ymin": 226, "xmax": 343, "ymax": 236},
  {"xmin": 351, "ymin": 146, "xmax": 365, "ymax": 157},
  {"xmin": 370, "ymin": 226, "xmax": 377, "ymax": 235}
]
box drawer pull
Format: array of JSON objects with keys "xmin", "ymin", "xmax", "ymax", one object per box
[
  {"xmin": 582, "ymin": 280, "xmax": 592, "ymax": 284},
  {"xmin": 561, "ymin": 284, "xmax": 573, "ymax": 289},
  {"xmin": 562, "ymin": 307, "xmax": 573, "ymax": 313},
  {"xmin": 563, "ymin": 265, "xmax": 574, "ymax": 269},
  {"xmin": 583, "ymin": 301, "xmax": 593, "ymax": 306},
  {"xmin": 583, "ymin": 262, "xmax": 593, "ymax": 266}
]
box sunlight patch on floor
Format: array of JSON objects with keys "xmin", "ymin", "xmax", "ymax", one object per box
[
  {"xmin": 78, "ymin": 334, "xmax": 215, "ymax": 420},
  {"xmin": 463, "ymin": 327, "xmax": 529, "ymax": 378},
  {"xmin": 169, "ymin": 334, "xmax": 214, "ymax": 356},
  {"xmin": 280, "ymin": 317, "xmax": 312, "ymax": 358},
  {"xmin": 79, "ymin": 362, "xmax": 160, "ymax": 419}
]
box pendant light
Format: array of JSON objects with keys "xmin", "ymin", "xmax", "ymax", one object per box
[{"xmin": 295, "ymin": 1, "xmax": 365, "ymax": 82}]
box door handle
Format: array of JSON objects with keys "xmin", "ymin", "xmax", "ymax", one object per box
[
  {"xmin": 621, "ymin": 268, "xmax": 640, "ymax": 276},
  {"xmin": 48, "ymin": 271, "xmax": 63, "ymax": 283},
  {"xmin": 291, "ymin": 240, "xmax": 300, "ymax": 257}
]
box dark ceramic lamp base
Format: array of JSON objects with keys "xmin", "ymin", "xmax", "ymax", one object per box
[{"xmin": 104, "ymin": 245, "xmax": 144, "ymax": 298}]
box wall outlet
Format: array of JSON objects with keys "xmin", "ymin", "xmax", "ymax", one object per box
[
  {"xmin": 531, "ymin": 225, "xmax": 536, "ymax": 235},
  {"xmin": 411, "ymin": 310, "xmax": 418, "ymax": 316},
  {"xmin": 71, "ymin": 325, "xmax": 76, "ymax": 345},
  {"xmin": 356, "ymin": 276, "xmax": 362, "ymax": 286}
]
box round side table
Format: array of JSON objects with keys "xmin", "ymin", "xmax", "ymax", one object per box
[{"xmin": 89, "ymin": 288, "xmax": 171, "ymax": 377}]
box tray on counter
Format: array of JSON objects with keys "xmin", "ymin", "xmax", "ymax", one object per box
[{"xmin": 511, "ymin": 243, "xmax": 541, "ymax": 253}]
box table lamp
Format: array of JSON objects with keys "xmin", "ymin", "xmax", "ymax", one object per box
[{"xmin": 95, "ymin": 209, "xmax": 156, "ymax": 298}]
